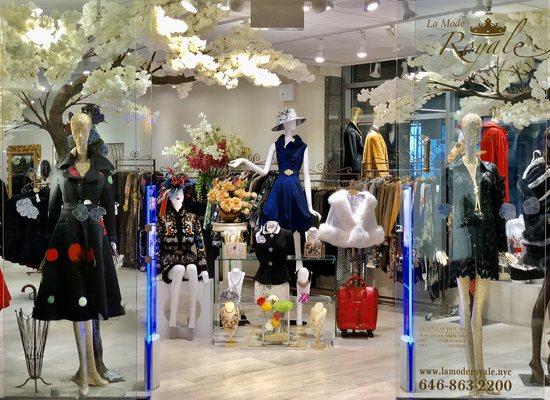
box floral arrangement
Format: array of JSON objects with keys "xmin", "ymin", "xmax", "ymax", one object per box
[
  {"xmin": 256, "ymin": 295, "xmax": 294, "ymax": 344},
  {"xmin": 163, "ymin": 113, "xmax": 251, "ymax": 199},
  {"xmin": 207, "ymin": 179, "xmax": 256, "ymax": 222}
]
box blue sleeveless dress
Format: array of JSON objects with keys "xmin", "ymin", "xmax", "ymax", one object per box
[{"xmin": 260, "ymin": 135, "xmax": 313, "ymax": 233}]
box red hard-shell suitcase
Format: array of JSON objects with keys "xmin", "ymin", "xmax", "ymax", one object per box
[{"xmin": 337, "ymin": 274, "xmax": 378, "ymax": 336}]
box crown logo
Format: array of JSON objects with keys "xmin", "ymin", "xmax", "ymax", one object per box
[{"xmin": 470, "ymin": 18, "xmax": 507, "ymax": 36}]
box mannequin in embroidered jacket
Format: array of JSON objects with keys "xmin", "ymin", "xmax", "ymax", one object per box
[{"xmin": 157, "ymin": 181, "xmax": 207, "ymax": 340}]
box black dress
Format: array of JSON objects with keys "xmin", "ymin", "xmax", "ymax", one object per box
[
  {"xmin": 253, "ymin": 225, "xmax": 293, "ymax": 285},
  {"xmin": 33, "ymin": 151, "xmax": 125, "ymax": 322}
]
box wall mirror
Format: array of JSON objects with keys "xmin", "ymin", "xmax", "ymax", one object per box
[{"xmin": 6, "ymin": 145, "xmax": 41, "ymax": 197}]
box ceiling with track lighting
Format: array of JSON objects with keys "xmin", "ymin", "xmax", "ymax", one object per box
[
  {"xmin": 31, "ymin": 0, "xmax": 549, "ymax": 66},
  {"xmin": 214, "ymin": 0, "xmax": 548, "ymax": 66}
]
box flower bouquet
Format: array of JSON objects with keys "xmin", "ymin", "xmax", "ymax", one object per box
[
  {"xmin": 256, "ymin": 295, "xmax": 293, "ymax": 345},
  {"xmin": 207, "ymin": 179, "xmax": 257, "ymax": 223},
  {"xmin": 162, "ymin": 113, "xmax": 251, "ymax": 200}
]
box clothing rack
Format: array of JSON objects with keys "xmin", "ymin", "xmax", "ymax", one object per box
[{"xmin": 115, "ymin": 154, "xmax": 156, "ymax": 172}]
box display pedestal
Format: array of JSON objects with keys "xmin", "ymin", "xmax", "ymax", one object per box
[{"xmin": 212, "ymin": 222, "xmax": 248, "ymax": 284}]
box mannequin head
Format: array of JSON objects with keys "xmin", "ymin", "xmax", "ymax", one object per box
[
  {"xmin": 70, "ymin": 113, "xmax": 92, "ymax": 157},
  {"xmin": 461, "ymin": 113, "xmax": 482, "ymax": 161},
  {"xmin": 168, "ymin": 188, "xmax": 184, "ymax": 212},
  {"xmin": 351, "ymin": 107, "xmax": 363, "ymax": 124},
  {"xmin": 283, "ymin": 119, "xmax": 297, "ymax": 133}
]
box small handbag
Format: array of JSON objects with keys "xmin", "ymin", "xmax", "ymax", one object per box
[
  {"xmin": 304, "ymin": 227, "xmax": 325, "ymax": 259},
  {"xmin": 222, "ymin": 228, "xmax": 248, "ymax": 259}
]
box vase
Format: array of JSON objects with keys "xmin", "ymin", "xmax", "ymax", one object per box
[
  {"xmin": 220, "ymin": 209, "xmax": 239, "ymax": 223},
  {"xmin": 261, "ymin": 312, "xmax": 291, "ymax": 345}
]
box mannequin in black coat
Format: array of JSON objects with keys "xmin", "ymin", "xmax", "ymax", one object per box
[{"xmin": 342, "ymin": 107, "xmax": 364, "ymax": 173}]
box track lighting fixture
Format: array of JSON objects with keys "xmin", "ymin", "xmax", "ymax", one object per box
[
  {"xmin": 471, "ymin": 0, "xmax": 486, "ymax": 17},
  {"xmin": 181, "ymin": 0, "xmax": 197, "ymax": 13},
  {"xmin": 364, "ymin": 0, "xmax": 380, "ymax": 12},
  {"xmin": 326, "ymin": 0, "xmax": 334, "ymax": 10},
  {"xmin": 303, "ymin": 1, "xmax": 311, "ymax": 11},
  {"xmin": 385, "ymin": 24, "xmax": 400, "ymax": 52},
  {"xmin": 218, "ymin": 0, "xmax": 230, "ymax": 11},
  {"xmin": 356, "ymin": 30, "xmax": 368, "ymax": 59},
  {"xmin": 229, "ymin": 0, "xmax": 245, "ymax": 12},
  {"xmin": 312, "ymin": 0, "xmax": 328, "ymax": 13},
  {"xmin": 401, "ymin": 0, "xmax": 416, "ymax": 20},
  {"xmin": 314, "ymin": 38, "xmax": 325, "ymax": 63}
]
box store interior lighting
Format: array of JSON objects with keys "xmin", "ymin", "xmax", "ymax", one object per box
[
  {"xmin": 364, "ymin": 0, "xmax": 380, "ymax": 12},
  {"xmin": 312, "ymin": 0, "xmax": 328, "ymax": 13},
  {"xmin": 314, "ymin": 38, "xmax": 325, "ymax": 63},
  {"xmin": 303, "ymin": 1, "xmax": 311, "ymax": 11},
  {"xmin": 180, "ymin": 0, "xmax": 197, "ymax": 13},
  {"xmin": 218, "ymin": 0, "xmax": 230, "ymax": 11},
  {"xmin": 326, "ymin": 0, "xmax": 335, "ymax": 10},
  {"xmin": 401, "ymin": 0, "xmax": 416, "ymax": 20},
  {"xmin": 356, "ymin": 30, "xmax": 368, "ymax": 59}
]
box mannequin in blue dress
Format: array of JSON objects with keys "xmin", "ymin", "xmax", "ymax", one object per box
[{"xmin": 229, "ymin": 109, "xmax": 321, "ymax": 325}]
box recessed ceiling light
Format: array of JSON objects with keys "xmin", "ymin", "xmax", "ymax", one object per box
[{"xmin": 364, "ymin": 0, "xmax": 380, "ymax": 12}]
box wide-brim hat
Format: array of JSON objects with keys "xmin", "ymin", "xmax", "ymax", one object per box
[{"xmin": 271, "ymin": 108, "xmax": 306, "ymax": 131}]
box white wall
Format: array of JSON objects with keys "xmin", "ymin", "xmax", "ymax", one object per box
[{"xmin": 149, "ymin": 65, "xmax": 341, "ymax": 170}]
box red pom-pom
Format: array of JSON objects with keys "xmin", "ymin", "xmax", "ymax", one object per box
[
  {"xmin": 45, "ymin": 248, "xmax": 58, "ymax": 262},
  {"xmin": 256, "ymin": 296, "xmax": 266, "ymax": 306},
  {"xmin": 68, "ymin": 243, "xmax": 84, "ymax": 263}
]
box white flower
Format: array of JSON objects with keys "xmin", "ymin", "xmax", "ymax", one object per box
[
  {"xmin": 264, "ymin": 322, "xmax": 274, "ymax": 331},
  {"xmin": 267, "ymin": 295, "xmax": 279, "ymax": 303}
]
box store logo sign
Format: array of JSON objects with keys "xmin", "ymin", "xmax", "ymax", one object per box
[{"xmin": 432, "ymin": 17, "xmax": 549, "ymax": 71}]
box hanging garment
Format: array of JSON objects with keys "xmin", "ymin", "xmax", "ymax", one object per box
[
  {"xmin": 156, "ymin": 202, "xmax": 207, "ymax": 284},
  {"xmin": 481, "ymin": 121, "xmax": 510, "ymax": 202},
  {"xmin": 0, "ymin": 268, "xmax": 11, "ymax": 311},
  {"xmin": 518, "ymin": 154, "xmax": 550, "ymax": 271},
  {"xmin": 253, "ymin": 222, "xmax": 293, "ymax": 285},
  {"xmin": 448, "ymin": 156, "xmax": 507, "ymax": 281},
  {"xmin": 33, "ymin": 151, "xmax": 125, "ymax": 321},
  {"xmin": 319, "ymin": 190, "xmax": 385, "ymax": 248},
  {"xmin": 4, "ymin": 187, "xmax": 51, "ymax": 268},
  {"xmin": 260, "ymin": 135, "xmax": 313, "ymax": 233},
  {"xmin": 362, "ymin": 128, "xmax": 389, "ymax": 177},
  {"xmin": 343, "ymin": 121, "xmax": 364, "ymax": 173}
]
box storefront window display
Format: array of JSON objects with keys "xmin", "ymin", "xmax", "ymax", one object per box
[{"xmin": 353, "ymin": 1, "xmax": 548, "ymax": 398}]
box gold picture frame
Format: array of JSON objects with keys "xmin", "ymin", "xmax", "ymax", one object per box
[{"xmin": 6, "ymin": 144, "xmax": 41, "ymax": 197}]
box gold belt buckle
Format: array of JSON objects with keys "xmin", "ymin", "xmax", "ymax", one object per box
[{"xmin": 284, "ymin": 169, "xmax": 294, "ymax": 176}]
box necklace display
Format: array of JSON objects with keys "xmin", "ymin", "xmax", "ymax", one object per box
[{"xmin": 219, "ymin": 272, "xmax": 243, "ymax": 303}]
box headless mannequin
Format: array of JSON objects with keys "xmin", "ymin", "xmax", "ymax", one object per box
[
  {"xmin": 296, "ymin": 267, "xmax": 311, "ymax": 324},
  {"xmin": 228, "ymin": 267, "xmax": 245, "ymax": 301},
  {"xmin": 529, "ymin": 136, "xmax": 550, "ymax": 385},
  {"xmin": 165, "ymin": 188, "xmax": 205, "ymax": 340},
  {"xmin": 229, "ymin": 120, "xmax": 321, "ymax": 326},
  {"xmin": 310, "ymin": 302, "xmax": 327, "ymax": 349},
  {"xmin": 69, "ymin": 113, "xmax": 109, "ymax": 396},
  {"xmin": 457, "ymin": 113, "xmax": 496, "ymax": 397}
]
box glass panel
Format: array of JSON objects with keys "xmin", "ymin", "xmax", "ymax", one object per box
[
  {"xmin": 0, "ymin": 1, "xmax": 147, "ymax": 397},
  {"xmin": 396, "ymin": 1, "xmax": 549, "ymax": 399}
]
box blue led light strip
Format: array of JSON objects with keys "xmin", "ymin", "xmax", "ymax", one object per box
[
  {"xmin": 145, "ymin": 184, "xmax": 158, "ymax": 392},
  {"xmin": 402, "ymin": 185, "xmax": 415, "ymax": 392}
]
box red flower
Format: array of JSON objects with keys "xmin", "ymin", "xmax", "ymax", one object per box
[
  {"xmin": 273, "ymin": 311, "xmax": 282, "ymax": 320},
  {"xmin": 256, "ymin": 296, "xmax": 266, "ymax": 306},
  {"xmin": 186, "ymin": 140, "xmax": 230, "ymax": 173}
]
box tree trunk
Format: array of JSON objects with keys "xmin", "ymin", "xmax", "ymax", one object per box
[{"xmin": 47, "ymin": 124, "xmax": 70, "ymax": 159}]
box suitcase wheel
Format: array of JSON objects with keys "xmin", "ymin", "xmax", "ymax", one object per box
[
  {"xmin": 367, "ymin": 330, "xmax": 374, "ymax": 338},
  {"xmin": 341, "ymin": 330, "xmax": 348, "ymax": 337}
]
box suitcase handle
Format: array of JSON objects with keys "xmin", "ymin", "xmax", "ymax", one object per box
[{"xmin": 342, "ymin": 274, "xmax": 367, "ymax": 288}]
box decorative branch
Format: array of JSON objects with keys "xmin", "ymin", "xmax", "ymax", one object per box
[{"xmin": 151, "ymin": 74, "xmax": 196, "ymax": 85}]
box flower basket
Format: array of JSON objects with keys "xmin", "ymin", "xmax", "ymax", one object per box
[{"xmin": 256, "ymin": 296, "xmax": 294, "ymax": 346}]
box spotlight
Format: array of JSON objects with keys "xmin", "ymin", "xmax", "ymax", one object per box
[
  {"xmin": 303, "ymin": 1, "xmax": 311, "ymax": 11},
  {"xmin": 229, "ymin": 0, "xmax": 244, "ymax": 12},
  {"xmin": 356, "ymin": 30, "xmax": 368, "ymax": 59},
  {"xmin": 181, "ymin": 0, "xmax": 197, "ymax": 13},
  {"xmin": 401, "ymin": 0, "xmax": 416, "ymax": 20},
  {"xmin": 326, "ymin": 0, "xmax": 334, "ymax": 10},
  {"xmin": 315, "ymin": 38, "xmax": 325, "ymax": 63},
  {"xmin": 370, "ymin": 62, "xmax": 381, "ymax": 78},
  {"xmin": 218, "ymin": 0, "xmax": 230, "ymax": 11},
  {"xmin": 471, "ymin": 0, "xmax": 486, "ymax": 17},
  {"xmin": 312, "ymin": 0, "xmax": 328, "ymax": 13},
  {"xmin": 83, "ymin": 70, "xmax": 91, "ymax": 76},
  {"xmin": 364, "ymin": 0, "xmax": 380, "ymax": 12}
]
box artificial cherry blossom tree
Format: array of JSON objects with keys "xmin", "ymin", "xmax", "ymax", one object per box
[
  {"xmin": 0, "ymin": 0, "xmax": 314, "ymax": 157},
  {"xmin": 358, "ymin": 11, "xmax": 549, "ymax": 129}
]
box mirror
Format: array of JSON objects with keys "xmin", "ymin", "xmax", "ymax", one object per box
[{"xmin": 6, "ymin": 145, "xmax": 41, "ymax": 197}]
